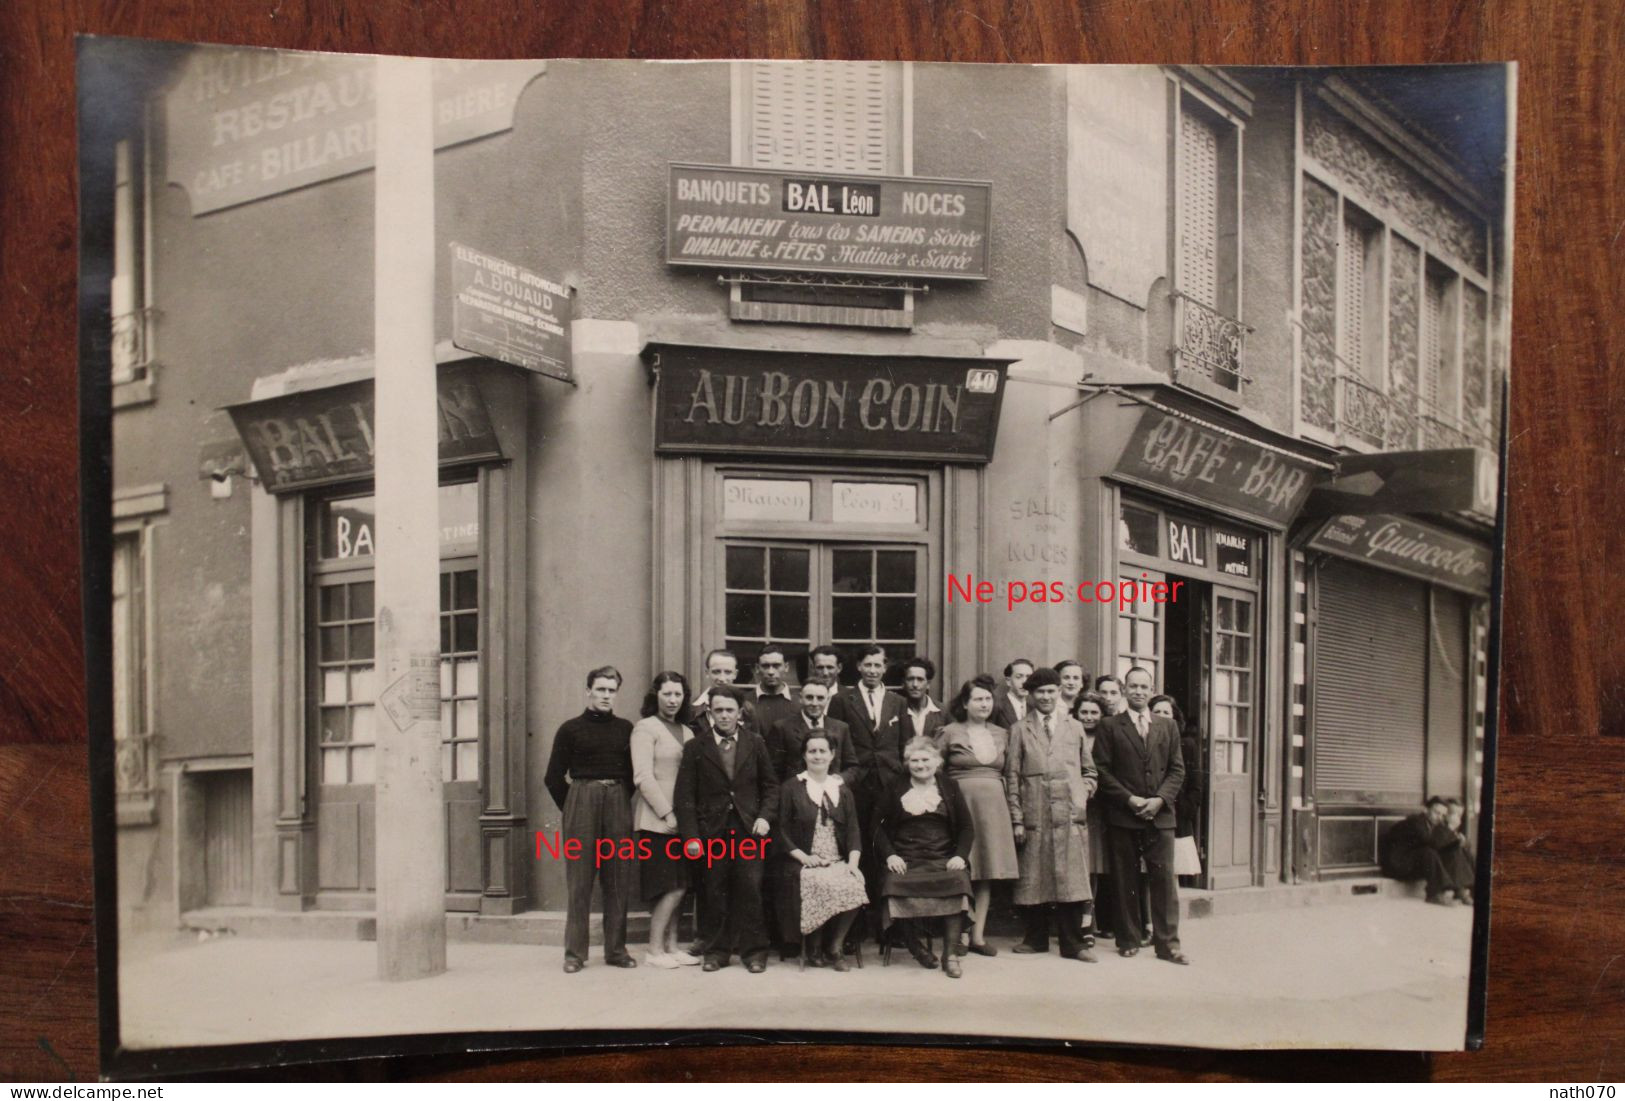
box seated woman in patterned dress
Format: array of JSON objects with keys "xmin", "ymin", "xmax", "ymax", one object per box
[
  {"xmin": 874, "ymin": 736, "xmax": 977, "ymax": 979},
  {"xmin": 775, "ymin": 733, "xmax": 868, "ymax": 971}
]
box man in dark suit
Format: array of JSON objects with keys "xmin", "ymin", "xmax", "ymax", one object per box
[
  {"xmin": 766, "ymin": 680, "xmax": 855, "ymax": 782},
  {"xmin": 826, "ymin": 644, "xmax": 908, "ymax": 799},
  {"xmin": 826, "ymin": 644, "xmax": 908, "ymax": 943},
  {"xmin": 674, "ymin": 686, "xmax": 779, "ymax": 972},
  {"xmin": 993, "ymin": 657, "xmax": 1034, "ymax": 730},
  {"xmin": 1092, "ymin": 665, "xmax": 1189, "ymax": 964}
]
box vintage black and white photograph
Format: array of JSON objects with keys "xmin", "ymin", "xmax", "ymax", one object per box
[{"xmin": 83, "ymin": 41, "xmax": 1510, "ymax": 1060}]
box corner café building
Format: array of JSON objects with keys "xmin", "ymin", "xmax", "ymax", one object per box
[{"xmin": 115, "ymin": 54, "xmax": 1499, "ymax": 931}]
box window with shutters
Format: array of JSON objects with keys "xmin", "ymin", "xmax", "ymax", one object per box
[
  {"xmin": 729, "ymin": 62, "xmax": 913, "ymax": 328},
  {"xmin": 1171, "ymin": 89, "xmax": 1245, "ymax": 401},
  {"xmin": 1296, "ymin": 153, "xmax": 1493, "ymax": 452},
  {"xmin": 111, "ymin": 133, "xmax": 157, "ymax": 407}
]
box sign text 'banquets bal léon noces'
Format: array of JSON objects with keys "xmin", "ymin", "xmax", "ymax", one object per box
[{"xmin": 666, "ymin": 164, "xmax": 991, "ymax": 281}]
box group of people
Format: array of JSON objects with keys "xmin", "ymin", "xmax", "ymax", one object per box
[{"xmin": 542, "ymin": 644, "xmax": 1194, "ymax": 979}]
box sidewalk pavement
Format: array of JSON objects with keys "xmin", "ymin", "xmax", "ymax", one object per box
[{"xmin": 120, "ymin": 897, "xmax": 1473, "ymax": 1052}]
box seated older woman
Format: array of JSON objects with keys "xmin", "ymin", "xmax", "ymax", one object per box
[
  {"xmin": 873, "ymin": 735, "xmax": 976, "ymax": 979},
  {"xmin": 775, "ymin": 732, "xmax": 869, "ymax": 971}
]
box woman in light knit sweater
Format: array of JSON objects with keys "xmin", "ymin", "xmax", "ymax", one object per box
[{"xmin": 631, "ymin": 671, "xmax": 699, "ymax": 968}]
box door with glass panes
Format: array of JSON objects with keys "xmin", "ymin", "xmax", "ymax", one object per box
[
  {"xmin": 1205, "ymin": 584, "xmax": 1256, "ymax": 889},
  {"xmin": 309, "ymin": 480, "xmax": 485, "ymax": 908},
  {"xmin": 711, "ymin": 470, "xmax": 934, "ymax": 687}
]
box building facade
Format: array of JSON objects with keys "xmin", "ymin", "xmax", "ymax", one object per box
[{"xmin": 99, "ymin": 50, "xmax": 1507, "ymax": 935}]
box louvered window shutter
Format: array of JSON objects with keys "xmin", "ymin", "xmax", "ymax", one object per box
[
  {"xmin": 1423, "ymin": 271, "xmax": 1444, "ymax": 412},
  {"xmin": 1179, "ymin": 107, "xmax": 1220, "ymax": 309},
  {"xmin": 1341, "ymin": 216, "xmax": 1367, "ymax": 379},
  {"xmin": 748, "ymin": 62, "xmax": 892, "ymax": 174}
]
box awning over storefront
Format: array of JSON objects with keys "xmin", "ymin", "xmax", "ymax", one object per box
[
  {"xmin": 1104, "ymin": 399, "xmax": 1328, "ymax": 530},
  {"xmin": 224, "ymin": 362, "xmax": 504, "ymax": 494},
  {"xmin": 1301, "ymin": 446, "xmax": 1498, "ymax": 521},
  {"xmin": 1306, "ymin": 513, "xmax": 1492, "ymax": 597}
]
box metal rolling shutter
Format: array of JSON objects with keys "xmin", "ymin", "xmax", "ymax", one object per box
[
  {"xmin": 748, "ymin": 62, "xmax": 891, "ymax": 174},
  {"xmin": 1313, "ymin": 559, "xmax": 1427, "ymax": 800}
]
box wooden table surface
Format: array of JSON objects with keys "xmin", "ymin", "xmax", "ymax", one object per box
[{"xmin": 1, "ymin": 0, "xmax": 1620, "ymax": 1082}]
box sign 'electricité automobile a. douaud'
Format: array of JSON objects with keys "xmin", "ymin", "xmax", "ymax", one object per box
[{"xmin": 667, "ymin": 163, "xmax": 992, "ymax": 280}]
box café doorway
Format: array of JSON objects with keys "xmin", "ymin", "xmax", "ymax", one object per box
[{"xmin": 1116, "ymin": 494, "xmax": 1264, "ymax": 890}]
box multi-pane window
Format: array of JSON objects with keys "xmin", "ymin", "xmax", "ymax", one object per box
[
  {"xmin": 1212, "ymin": 594, "xmax": 1254, "ymax": 774},
  {"xmin": 312, "ymin": 482, "xmax": 481, "ymax": 786},
  {"xmin": 723, "ymin": 544, "xmax": 813, "ymax": 685},
  {"xmin": 720, "ymin": 542, "xmax": 921, "ymax": 687},
  {"xmin": 1116, "ymin": 574, "xmax": 1163, "ymax": 687},
  {"xmin": 439, "ymin": 569, "xmax": 480, "ymax": 782},
  {"xmin": 831, "ymin": 547, "xmax": 918, "ymax": 676},
  {"xmin": 316, "ymin": 577, "xmax": 377, "ymax": 785}
]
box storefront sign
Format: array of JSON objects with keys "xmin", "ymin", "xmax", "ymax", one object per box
[
  {"xmin": 666, "ymin": 164, "xmax": 992, "ymax": 280},
  {"xmin": 833, "ymin": 482, "xmax": 918, "ymax": 525},
  {"xmin": 1308, "ymin": 514, "xmax": 1492, "ymax": 596},
  {"xmin": 166, "ymin": 51, "xmax": 546, "ymax": 214},
  {"xmin": 1113, "ymin": 409, "xmax": 1318, "ymax": 527},
  {"xmin": 227, "ymin": 366, "xmax": 502, "ymax": 493},
  {"xmin": 1215, "ymin": 530, "xmax": 1253, "ymax": 578},
  {"xmin": 651, "ymin": 345, "xmax": 1009, "ymax": 463},
  {"xmin": 451, "ymin": 243, "xmax": 572, "ymax": 381},
  {"xmin": 1167, "ymin": 519, "xmax": 1208, "ymax": 568},
  {"xmin": 723, "ymin": 479, "xmax": 811, "ymax": 522}
]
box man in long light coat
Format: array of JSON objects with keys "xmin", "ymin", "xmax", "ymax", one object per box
[{"xmin": 1003, "ymin": 666, "xmax": 1098, "ymax": 962}]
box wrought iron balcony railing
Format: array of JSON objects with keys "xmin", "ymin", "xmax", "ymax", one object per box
[
  {"xmin": 1173, "ymin": 292, "xmax": 1247, "ymax": 393},
  {"xmin": 1335, "ymin": 372, "xmax": 1496, "ymax": 453}
]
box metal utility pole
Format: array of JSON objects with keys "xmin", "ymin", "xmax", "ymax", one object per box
[{"xmin": 372, "ymin": 54, "xmax": 447, "ymax": 981}]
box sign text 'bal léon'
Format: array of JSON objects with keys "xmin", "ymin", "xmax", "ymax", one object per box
[
  {"xmin": 227, "ymin": 365, "xmax": 502, "ymax": 494},
  {"xmin": 1114, "ymin": 409, "xmax": 1318, "ymax": 528},
  {"xmin": 167, "ymin": 50, "xmax": 545, "ymax": 214},
  {"xmin": 667, "ymin": 164, "xmax": 992, "ymax": 281},
  {"xmin": 650, "ymin": 346, "xmax": 1008, "ymax": 464},
  {"xmin": 1308, "ymin": 514, "xmax": 1492, "ymax": 596}
]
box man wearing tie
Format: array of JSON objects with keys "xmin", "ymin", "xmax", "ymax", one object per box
[
  {"xmin": 1092, "ymin": 666, "xmax": 1188, "ymax": 964},
  {"xmin": 767, "ymin": 680, "xmax": 856, "ymax": 782},
  {"xmin": 827, "ymin": 644, "xmax": 908, "ymax": 800},
  {"xmin": 674, "ymin": 686, "xmax": 779, "ymax": 972},
  {"xmin": 826, "ymin": 645, "xmax": 907, "ymax": 942}
]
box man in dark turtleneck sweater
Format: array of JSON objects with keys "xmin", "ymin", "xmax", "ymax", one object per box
[{"xmin": 544, "ymin": 665, "xmax": 637, "ymax": 973}]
